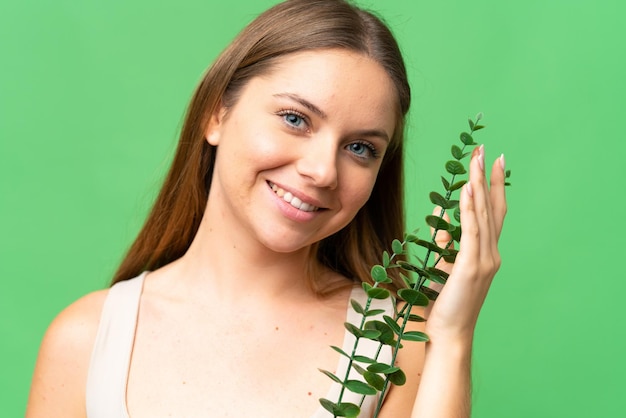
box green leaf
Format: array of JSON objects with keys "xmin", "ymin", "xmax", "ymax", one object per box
[
  {"xmin": 414, "ymin": 239, "xmax": 448, "ymax": 255},
  {"xmin": 405, "ymin": 232, "xmax": 419, "ymax": 243},
  {"xmin": 352, "ymin": 355, "xmax": 377, "ymax": 363},
  {"xmin": 453, "ymin": 207, "xmax": 461, "ymax": 222},
  {"xmin": 397, "ymin": 288, "xmax": 429, "ymax": 306},
  {"xmin": 429, "ymin": 191, "xmax": 449, "ymax": 209},
  {"xmin": 335, "ymin": 403, "xmax": 360, "ymax": 417},
  {"xmin": 460, "ymin": 132, "xmax": 475, "ymax": 145},
  {"xmin": 468, "ymin": 118, "xmax": 475, "ymax": 130},
  {"xmin": 388, "ymin": 369, "xmax": 407, "ymax": 386},
  {"xmin": 319, "ymin": 399, "xmax": 360, "ymax": 418},
  {"xmin": 397, "ymin": 261, "xmax": 428, "ymax": 277},
  {"xmin": 449, "ymin": 180, "xmax": 467, "ymax": 192},
  {"xmin": 344, "ymin": 322, "xmax": 363, "ymax": 338},
  {"xmin": 392, "ymin": 239, "xmax": 404, "ymax": 255},
  {"xmin": 451, "ymin": 225, "xmax": 462, "ymax": 242},
  {"xmin": 402, "ymin": 330, "xmax": 430, "ymax": 342},
  {"xmin": 367, "ymin": 287, "xmax": 390, "ymax": 299},
  {"xmin": 425, "ymin": 215, "xmax": 452, "ymax": 231},
  {"xmin": 420, "ymin": 286, "xmax": 440, "ymax": 301},
  {"xmin": 319, "ymin": 369, "xmax": 343, "ymax": 384},
  {"xmin": 506, "ymin": 169, "xmax": 511, "ymax": 178},
  {"xmin": 441, "ymin": 176, "xmax": 450, "ymax": 191},
  {"xmin": 364, "ymin": 371, "xmax": 385, "ymax": 391},
  {"xmin": 399, "ymin": 272, "xmax": 415, "ymax": 287},
  {"xmin": 473, "ymin": 124, "xmax": 485, "ymax": 131},
  {"xmin": 330, "ymin": 345, "xmax": 350, "ymax": 358},
  {"xmin": 352, "ymin": 363, "xmax": 367, "ymax": 375},
  {"xmin": 364, "ymin": 308, "xmax": 386, "ymax": 317},
  {"xmin": 426, "ymin": 267, "xmax": 449, "ymax": 284},
  {"xmin": 365, "ymin": 320, "xmax": 395, "ymax": 344},
  {"xmin": 362, "ymin": 282, "xmax": 372, "ymax": 292},
  {"xmin": 350, "ymin": 298, "xmax": 364, "ymax": 315},
  {"xmin": 345, "ymin": 380, "xmax": 377, "ymax": 395},
  {"xmin": 451, "ymin": 144, "xmax": 464, "ymax": 160},
  {"xmin": 361, "ymin": 329, "xmax": 382, "ymax": 340},
  {"xmin": 446, "ymin": 199, "xmax": 459, "ymax": 210},
  {"xmin": 370, "ymin": 265, "xmax": 388, "ymax": 284},
  {"xmin": 367, "ymin": 362, "xmax": 396, "ymax": 373},
  {"xmin": 475, "ymin": 111, "xmax": 483, "ymax": 121},
  {"xmin": 445, "ymin": 160, "xmax": 467, "ymax": 175},
  {"xmin": 319, "ymin": 399, "xmax": 338, "ymax": 415},
  {"xmin": 407, "ymin": 313, "xmax": 427, "ymax": 322},
  {"xmin": 383, "ymin": 315, "xmax": 401, "ymax": 335},
  {"xmin": 382, "ymin": 251, "xmax": 390, "ymax": 268}
]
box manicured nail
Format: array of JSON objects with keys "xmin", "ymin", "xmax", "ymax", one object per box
[
  {"xmin": 466, "ymin": 182, "xmax": 473, "ymax": 197},
  {"xmin": 478, "ymin": 144, "xmax": 485, "ymax": 171},
  {"xmin": 499, "ymin": 153, "xmax": 506, "ymax": 171}
]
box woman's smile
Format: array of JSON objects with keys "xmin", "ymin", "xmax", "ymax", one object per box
[{"xmin": 268, "ymin": 181, "xmax": 322, "ymax": 213}]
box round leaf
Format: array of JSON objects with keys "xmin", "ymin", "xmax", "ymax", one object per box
[
  {"xmin": 370, "ymin": 265, "xmax": 388, "ymax": 284},
  {"xmin": 445, "ymin": 160, "xmax": 467, "ymax": 175},
  {"xmin": 425, "ymin": 215, "xmax": 452, "ymax": 231},
  {"xmin": 429, "ymin": 191, "xmax": 449, "ymax": 208},
  {"xmin": 364, "ymin": 320, "xmax": 394, "ymax": 344},
  {"xmin": 451, "ymin": 144, "xmax": 463, "ymax": 160},
  {"xmin": 392, "ymin": 239, "xmax": 404, "ymax": 255},
  {"xmin": 367, "ymin": 362, "xmax": 395, "ymax": 373},
  {"xmin": 367, "ymin": 287, "xmax": 390, "ymax": 300},
  {"xmin": 388, "ymin": 369, "xmax": 407, "ymax": 386},
  {"xmin": 364, "ymin": 371, "xmax": 385, "ymax": 391},
  {"xmin": 460, "ymin": 132, "xmax": 475, "ymax": 145},
  {"xmin": 397, "ymin": 288, "xmax": 429, "ymax": 306}
]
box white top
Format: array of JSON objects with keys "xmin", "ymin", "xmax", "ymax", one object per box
[{"xmin": 86, "ymin": 272, "xmax": 394, "ymax": 417}]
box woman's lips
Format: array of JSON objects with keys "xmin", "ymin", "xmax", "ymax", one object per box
[{"xmin": 268, "ymin": 182, "xmax": 321, "ymax": 212}]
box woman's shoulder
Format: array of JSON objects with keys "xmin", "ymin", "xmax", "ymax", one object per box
[{"xmin": 26, "ymin": 288, "xmax": 111, "ymax": 417}]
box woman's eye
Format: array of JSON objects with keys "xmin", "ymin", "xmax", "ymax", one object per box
[
  {"xmin": 347, "ymin": 141, "xmax": 378, "ymax": 159},
  {"xmin": 280, "ymin": 111, "xmax": 307, "ymax": 129}
]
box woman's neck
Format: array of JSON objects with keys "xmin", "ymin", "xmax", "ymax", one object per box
[{"xmin": 173, "ymin": 208, "xmax": 319, "ymax": 304}]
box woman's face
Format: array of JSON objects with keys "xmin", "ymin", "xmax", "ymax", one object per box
[{"xmin": 205, "ymin": 48, "xmax": 398, "ymax": 254}]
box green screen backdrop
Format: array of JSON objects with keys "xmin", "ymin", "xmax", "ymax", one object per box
[{"xmin": 2, "ymin": 0, "xmax": 625, "ymax": 416}]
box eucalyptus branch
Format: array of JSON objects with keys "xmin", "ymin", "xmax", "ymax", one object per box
[{"xmin": 320, "ymin": 113, "xmax": 511, "ymax": 418}]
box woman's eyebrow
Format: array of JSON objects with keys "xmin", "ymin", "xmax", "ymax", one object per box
[
  {"xmin": 273, "ymin": 92, "xmax": 390, "ymax": 143},
  {"xmin": 273, "ymin": 92, "xmax": 327, "ymax": 119}
]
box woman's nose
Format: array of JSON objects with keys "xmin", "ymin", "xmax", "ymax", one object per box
[{"xmin": 295, "ymin": 137, "xmax": 339, "ymax": 189}]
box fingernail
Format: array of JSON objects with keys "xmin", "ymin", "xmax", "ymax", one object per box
[
  {"xmin": 478, "ymin": 144, "xmax": 485, "ymax": 171},
  {"xmin": 499, "ymin": 153, "xmax": 506, "ymax": 171},
  {"xmin": 466, "ymin": 182, "xmax": 473, "ymax": 197}
]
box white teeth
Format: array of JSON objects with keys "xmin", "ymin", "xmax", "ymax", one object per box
[{"xmin": 269, "ymin": 182, "xmax": 319, "ymax": 212}]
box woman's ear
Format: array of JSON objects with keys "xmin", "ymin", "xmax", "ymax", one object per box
[{"xmin": 205, "ymin": 107, "xmax": 227, "ymax": 146}]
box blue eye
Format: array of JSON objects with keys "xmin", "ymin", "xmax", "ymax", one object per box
[
  {"xmin": 347, "ymin": 141, "xmax": 378, "ymax": 159},
  {"xmin": 283, "ymin": 113, "xmax": 304, "ymax": 128}
]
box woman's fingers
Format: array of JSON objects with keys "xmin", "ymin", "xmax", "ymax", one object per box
[
  {"xmin": 425, "ymin": 144, "xmax": 508, "ymax": 335},
  {"xmin": 489, "ymin": 154, "xmax": 508, "ymax": 239},
  {"xmin": 467, "ymin": 145, "xmax": 498, "ymax": 259}
]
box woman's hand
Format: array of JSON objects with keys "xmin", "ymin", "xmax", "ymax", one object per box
[
  {"xmin": 403, "ymin": 145, "xmax": 507, "ymax": 418},
  {"xmin": 425, "ymin": 144, "xmax": 508, "ymax": 343}
]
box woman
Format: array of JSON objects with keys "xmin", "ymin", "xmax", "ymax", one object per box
[{"xmin": 26, "ymin": 0, "xmax": 507, "ymax": 417}]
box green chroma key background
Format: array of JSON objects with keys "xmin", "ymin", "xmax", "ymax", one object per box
[{"xmin": 1, "ymin": 0, "xmax": 624, "ymax": 416}]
